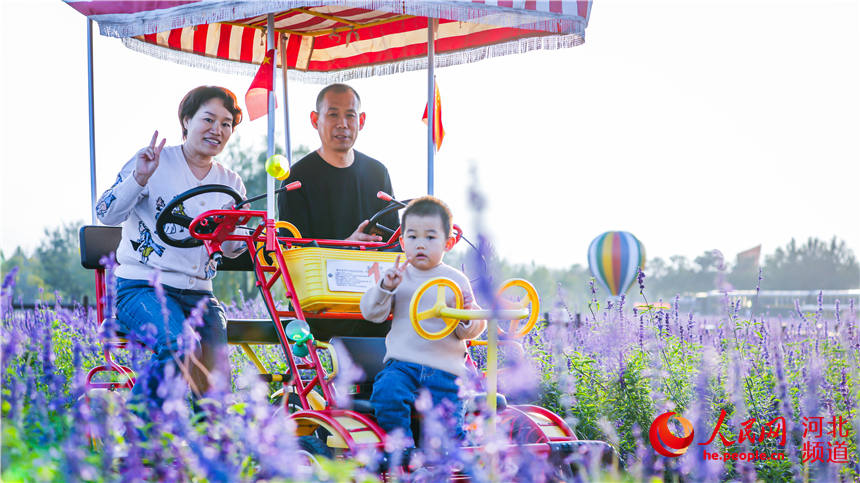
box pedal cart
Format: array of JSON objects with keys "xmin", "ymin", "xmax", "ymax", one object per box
[
  {"xmin": 67, "ymin": 0, "xmax": 603, "ymax": 477},
  {"xmin": 151, "ymin": 178, "xmax": 614, "ymax": 478}
]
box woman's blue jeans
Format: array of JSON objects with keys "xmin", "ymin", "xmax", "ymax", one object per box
[
  {"xmin": 370, "ymin": 359, "xmax": 465, "ymax": 446},
  {"xmin": 115, "ymin": 277, "xmax": 227, "ymax": 408}
]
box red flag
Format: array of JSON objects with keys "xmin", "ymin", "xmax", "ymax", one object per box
[
  {"xmin": 735, "ymin": 245, "xmax": 762, "ymax": 269},
  {"xmin": 422, "ymin": 80, "xmax": 445, "ymax": 151},
  {"xmin": 245, "ymin": 49, "xmax": 277, "ymax": 121}
]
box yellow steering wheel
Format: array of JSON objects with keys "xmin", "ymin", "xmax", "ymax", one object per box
[
  {"xmin": 409, "ymin": 277, "xmax": 464, "ymax": 340},
  {"xmin": 255, "ymin": 221, "xmax": 302, "ymax": 267},
  {"xmin": 495, "ymin": 279, "xmax": 540, "ymax": 338}
]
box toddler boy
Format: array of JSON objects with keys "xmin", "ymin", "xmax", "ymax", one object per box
[{"xmin": 360, "ymin": 196, "xmax": 486, "ymax": 445}]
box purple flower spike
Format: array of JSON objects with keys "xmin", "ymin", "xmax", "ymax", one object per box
[
  {"xmin": 756, "ymin": 267, "xmax": 763, "ymax": 295},
  {"xmin": 330, "ymin": 339, "xmax": 364, "ymax": 409},
  {"xmin": 1, "ymin": 266, "xmax": 18, "ymax": 316}
]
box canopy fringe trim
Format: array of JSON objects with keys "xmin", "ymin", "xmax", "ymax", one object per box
[{"xmin": 122, "ymin": 33, "xmax": 584, "ymax": 83}]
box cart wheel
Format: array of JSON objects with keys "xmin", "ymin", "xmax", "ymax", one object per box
[
  {"xmin": 295, "ymin": 435, "xmax": 332, "ymax": 479},
  {"xmin": 496, "ymin": 279, "xmax": 540, "ymax": 338},
  {"xmin": 298, "ymin": 435, "xmax": 332, "ymax": 457},
  {"xmin": 409, "ymin": 277, "xmax": 463, "ymax": 340},
  {"xmin": 505, "ymin": 409, "xmax": 577, "ymax": 480},
  {"xmin": 297, "ymin": 435, "xmax": 332, "ymax": 468},
  {"xmin": 268, "ymin": 391, "xmax": 304, "ymax": 414}
]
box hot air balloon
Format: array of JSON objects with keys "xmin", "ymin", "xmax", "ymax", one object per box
[{"xmin": 587, "ymin": 231, "xmax": 646, "ymax": 297}]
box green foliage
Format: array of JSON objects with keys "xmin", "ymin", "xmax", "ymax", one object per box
[
  {"xmin": 535, "ymin": 340, "xmax": 690, "ymax": 458},
  {"xmin": 646, "ymin": 253, "xmax": 725, "ymax": 297},
  {"xmin": 565, "ymin": 349, "xmax": 656, "ymax": 455},
  {"xmin": 644, "ymin": 236, "xmax": 859, "ymax": 299},
  {"xmin": 656, "ymin": 333, "xmax": 699, "ymax": 410},
  {"xmin": 1, "ymin": 221, "xmax": 94, "ymax": 305},
  {"xmin": 762, "ymin": 237, "xmax": 860, "ymax": 290},
  {"xmin": 34, "ymin": 221, "xmax": 95, "ymax": 303},
  {"xmin": 1, "ymin": 424, "xmax": 62, "ymax": 483},
  {"xmin": 1, "ymin": 247, "xmax": 47, "ymax": 303}
]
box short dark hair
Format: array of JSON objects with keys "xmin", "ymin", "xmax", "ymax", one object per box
[
  {"xmin": 178, "ymin": 86, "xmax": 243, "ymax": 139},
  {"xmin": 315, "ymin": 83, "xmax": 361, "ymax": 112},
  {"xmin": 401, "ymin": 196, "xmax": 453, "ymax": 237}
]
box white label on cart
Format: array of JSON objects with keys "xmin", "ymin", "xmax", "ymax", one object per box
[{"xmin": 326, "ymin": 260, "xmax": 396, "ymax": 292}]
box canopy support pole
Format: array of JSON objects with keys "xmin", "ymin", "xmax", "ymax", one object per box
[
  {"xmin": 265, "ymin": 14, "xmax": 277, "ymax": 250},
  {"xmin": 426, "ymin": 19, "xmax": 436, "ymax": 196},
  {"xmin": 87, "ymin": 19, "xmax": 97, "ymax": 224},
  {"xmin": 280, "ymin": 34, "xmax": 291, "ymax": 168}
]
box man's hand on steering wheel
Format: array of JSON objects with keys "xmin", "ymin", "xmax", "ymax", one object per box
[{"xmin": 347, "ymin": 220, "xmax": 383, "ymax": 242}]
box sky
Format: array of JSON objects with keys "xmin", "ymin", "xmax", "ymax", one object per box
[{"xmin": 1, "ymin": 0, "xmax": 859, "ymax": 270}]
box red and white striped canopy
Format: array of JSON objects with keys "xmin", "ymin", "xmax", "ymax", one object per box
[{"xmin": 65, "ymin": 1, "xmax": 592, "ymax": 82}]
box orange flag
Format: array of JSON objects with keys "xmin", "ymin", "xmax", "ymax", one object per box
[
  {"xmin": 422, "ymin": 80, "xmax": 445, "ymax": 151},
  {"xmin": 245, "ymin": 49, "xmax": 277, "ymax": 121}
]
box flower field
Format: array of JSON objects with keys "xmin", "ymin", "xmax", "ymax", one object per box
[{"xmin": 1, "ymin": 264, "xmax": 858, "ymax": 482}]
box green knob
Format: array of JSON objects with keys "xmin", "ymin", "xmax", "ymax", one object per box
[{"xmin": 285, "ymin": 319, "xmax": 313, "ymax": 358}]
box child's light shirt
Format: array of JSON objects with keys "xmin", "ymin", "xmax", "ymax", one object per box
[{"xmin": 360, "ymin": 262, "xmax": 486, "ymax": 377}]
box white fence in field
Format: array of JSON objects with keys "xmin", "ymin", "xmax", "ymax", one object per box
[{"xmin": 679, "ymin": 289, "xmax": 860, "ymax": 316}]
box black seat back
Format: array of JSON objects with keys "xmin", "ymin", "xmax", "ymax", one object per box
[
  {"xmin": 80, "ymin": 225, "xmax": 122, "ymax": 269},
  {"xmin": 330, "ymin": 337, "xmax": 387, "ymax": 383},
  {"xmin": 227, "ymin": 318, "xmax": 293, "ymax": 344},
  {"xmin": 79, "ymin": 225, "xmax": 253, "ymax": 271}
]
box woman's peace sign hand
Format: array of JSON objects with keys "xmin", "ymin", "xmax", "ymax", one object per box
[
  {"xmin": 133, "ymin": 131, "xmax": 167, "ymax": 186},
  {"xmin": 381, "ymin": 255, "xmax": 410, "ymax": 291}
]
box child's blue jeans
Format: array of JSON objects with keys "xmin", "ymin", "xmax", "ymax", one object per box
[
  {"xmin": 370, "ymin": 359, "xmax": 465, "ymax": 445},
  {"xmin": 115, "ymin": 277, "xmax": 227, "ymax": 407}
]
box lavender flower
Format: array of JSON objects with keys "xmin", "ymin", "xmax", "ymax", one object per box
[
  {"xmin": 687, "ymin": 313, "xmax": 694, "ymax": 345},
  {"xmin": 755, "ymin": 267, "xmax": 763, "ymax": 295},
  {"xmin": 3, "ymin": 214, "xmax": 858, "ymax": 483},
  {"xmin": 330, "ymin": 339, "xmax": 364, "ymax": 409},
  {"xmin": 0, "ymin": 266, "xmax": 18, "ymax": 317}
]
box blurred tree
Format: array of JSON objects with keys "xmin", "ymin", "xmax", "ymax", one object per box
[
  {"xmin": 644, "ymin": 251, "xmax": 733, "ymax": 299},
  {"xmin": 32, "ymin": 221, "xmax": 93, "ymax": 303},
  {"xmin": 728, "ymin": 264, "xmax": 760, "ymax": 291},
  {"xmin": 1, "ymin": 247, "xmax": 48, "ymax": 304},
  {"xmin": 445, "ymin": 249, "xmax": 591, "ymax": 313},
  {"xmin": 223, "ymin": 136, "xmax": 311, "ymax": 211},
  {"xmin": 761, "ymin": 237, "xmax": 859, "ymax": 290},
  {"xmin": 646, "ymin": 255, "xmax": 699, "ymax": 298}
]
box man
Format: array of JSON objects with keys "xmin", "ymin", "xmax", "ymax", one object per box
[
  {"xmin": 278, "ymin": 84, "xmax": 399, "ymax": 241},
  {"xmin": 278, "ymin": 83, "xmax": 399, "ymax": 339}
]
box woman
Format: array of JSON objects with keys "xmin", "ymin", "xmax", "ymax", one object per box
[{"xmin": 96, "ymin": 86, "xmax": 246, "ymax": 409}]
